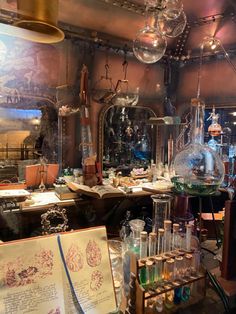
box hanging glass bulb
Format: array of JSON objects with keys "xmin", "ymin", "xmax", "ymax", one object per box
[
  {"xmin": 133, "ymin": 11, "xmax": 167, "ymax": 64},
  {"xmin": 162, "ymin": 0, "xmax": 183, "ymax": 20},
  {"xmin": 158, "ymin": 10, "xmax": 187, "ymax": 38},
  {"xmin": 173, "ymin": 98, "xmax": 224, "ymax": 196}
]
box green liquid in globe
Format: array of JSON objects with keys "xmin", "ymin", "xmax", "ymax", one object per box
[{"xmin": 183, "ymin": 182, "xmax": 219, "ymax": 196}]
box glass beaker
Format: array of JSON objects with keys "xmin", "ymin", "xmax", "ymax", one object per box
[{"xmin": 151, "ymin": 194, "xmax": 172, "ymax": 233}]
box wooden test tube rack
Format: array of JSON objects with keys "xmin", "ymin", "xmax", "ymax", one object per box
[{"xmin": 129, "ymin": 251, "xmax": 206, "ymax": 314}]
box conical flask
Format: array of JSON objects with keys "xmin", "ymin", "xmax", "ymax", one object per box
[{"xmin": 173, "ymin": 98, "xmax": 224, "ymax": 196}]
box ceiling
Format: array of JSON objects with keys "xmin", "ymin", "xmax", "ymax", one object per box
[{"xmin": 1, "ymin": 0, "xmax": 236, "ymax": 59}]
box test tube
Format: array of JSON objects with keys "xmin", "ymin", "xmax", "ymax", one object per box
[
  {"xmin": 164, "ymin": 258, "xmax": 175, "ymax": 282},
  {"xmin": 154, "ymin": 256, "xmax": 163, "ymax": 283},
  {"xmin": 172, "ymin": 223, "xmax": 180, "ymax": 251},
  {"xmin": 157, "ymin": 228, "xmax": 164, "ymax": 255},
  {"xmin": 139, "ymin": 263, "xmax": 147, "ymax": 286},
  {"xmin": 140, "ymin": 231, "xmax": 148, "ymax": 259},
  {"xmin": 175, "ymin": 256, "xmax": 184, "ymax": 280},
  {"xmin": 184, "ymin": 253, "xmax": 193, "ymax": 277},
  {"xmin": 149, "ymin": 232, "xmax": 157, "ymax": 256},
  {"xmin": 164, "ymin": 220, "xmax": 172, "ymax": 253},
  {"xmin": 146, "ymin": 260, "xmax": 155, "ymax": 285},
  {"xmin": 185, "ymin": 224, "xmax": 192, "ymax": 252}
]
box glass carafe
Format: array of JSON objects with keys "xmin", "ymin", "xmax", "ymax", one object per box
[{"xmin": 173, "ymin": 98, "xmax": 224, "ymax": 196}]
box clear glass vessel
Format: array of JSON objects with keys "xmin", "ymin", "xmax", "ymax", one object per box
[
  {"xmin": 151, "ymin": 194, "xmax": 172, "ymax": 233},
  {"xmin": 173, "ymin": 98, "xmax": 225, "ymax": 196}
]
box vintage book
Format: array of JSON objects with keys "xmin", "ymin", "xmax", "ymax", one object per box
[
  {"xmin": 55, "ymin": 186, "xmax": 78, "ymax": 200},
  {"xmin": 0, "ymin": 226, "xmax": 117, "ymax": 314},
  {"xmin": 67, "ymin": 182, "xmax": 126, "ymax": 199}
]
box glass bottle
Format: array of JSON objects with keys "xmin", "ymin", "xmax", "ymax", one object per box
[
  {"xmin": 151, "ymin": 194, "xmax": 172, "ymax": 233},
  {"xmin": 119, "ymin": 210, "xmax": 131, "ymax": 241},
  {"xmin": 173, "ymin": 98, "xmax": 224, "ymax": 196},
  {"xmin": 149, "ymin": 232, "xmax": 157, "ymax": 256}
]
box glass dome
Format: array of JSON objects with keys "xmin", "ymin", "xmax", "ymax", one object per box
[{"xmin": 173, "ymin": 98, "xmax": 225, "ymax": 196}]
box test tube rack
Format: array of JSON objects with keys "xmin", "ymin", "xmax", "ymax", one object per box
[{"xmin": 129, "ymin": 251, "xmax": 206, "ymax": 314}]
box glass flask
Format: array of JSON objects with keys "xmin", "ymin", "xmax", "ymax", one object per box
[
  {"xmin": 133, "ymin": 11, "xmax": 167, "ymax": 64},
  {"xmin": 158, "ymin": 10, "xmax": 187, "ymax": 38},
  {"xmin": 173, "ymin": 98, "xmax": 225, "ymax": 196},
  {"xmin": 151, "ymin": 194, "xmax": 172, "ymax": 233}
]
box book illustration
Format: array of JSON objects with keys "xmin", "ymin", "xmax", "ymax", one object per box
[
  {"xmin": 90, "ymin": 270, "xmax": 103, "ymax": 291},
  {"xmin": 48, "ymin": 307, "xmax": 61, "ymax": 314},
  {"xmin": 65, "ymin": 244, "xmax": 84, "ymax": 272},
  {"xmin": 1, "ymin": 249, "xmax": 54, "ymax": 288},
  {"xmin": 86, "ymin": 240, "xmax": 102, "ymax": 267}
]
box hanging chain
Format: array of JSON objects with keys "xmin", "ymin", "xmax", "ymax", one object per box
[{"xmin": 122, "ymin": 47, "xmax": 128, "ymax": 80}]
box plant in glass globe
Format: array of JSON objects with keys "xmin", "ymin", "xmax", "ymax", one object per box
[{"xmin": 173, "ymin": 98, "xmax": 224, "ymax": 196}]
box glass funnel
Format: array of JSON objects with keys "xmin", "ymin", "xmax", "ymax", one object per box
[
  {"xmin": 173, "ymin": 98, "xmax": 224, "ymax": 196},
  {"xmin": 151, "ymin": 194, "xmax": 173, "ymax": 233}
]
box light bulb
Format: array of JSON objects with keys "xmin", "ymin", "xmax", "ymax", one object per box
[
  {"xmin": 158, "ymin": 10, "xmax": 187, "ymax": 38},
  {"xmin": 162, "ymin": 0, "xmax": 183, "ymax": 20},
  {"xmin": 133, "ymin": 26, "xmax": 167, "ymax": 64}
]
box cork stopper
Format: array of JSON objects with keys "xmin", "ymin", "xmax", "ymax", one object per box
[
  {"xmin": 155, "ymin": 256, "xmax": 163, "ymax": 263},
  {"xmin": 173, "ymin": 223, "xmax": 179, "ymax": 232},
  {"xmin": 158, "ymin": 228, "xmax": 165, "ymax": 235},
  {"xmin": 140, "ymin": 231, "xmax": 147, "ymax": 240},
  {"xmin": 149, "ymin": 232, "xmax": 157, "ymax": 239},
  {"xmin": 166, "ymin": 258, "xmax": 175, "ymax": 264},
  {"xmin": 175, "ymin": 256, "xmax": 183, "ymax": 262},
  {"xmin": 164, "ymin": 220, "xmax": 172, "ymax": 230},
  {"xmin": 185, "ymin": 253, "xmax": 193, "ymax": 260},
  {"xmin": 146, "ymin": 260, "xmax": 153, "ymax": 267}
]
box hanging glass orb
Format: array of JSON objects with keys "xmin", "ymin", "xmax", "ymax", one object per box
[
  {"xmin": 133, "ymin": 26, "xmax": 167, "ymax": 64},
  {"xmin": 158, "ymin": 10, "xmax": 187, "ymax": 38},
  {"xmin": 162, "ymin": 0, "xmax": 183, "ymax": 20}
]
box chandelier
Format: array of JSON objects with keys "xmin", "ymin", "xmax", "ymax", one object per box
[{"xmin": 133, "ymin": 0, "xmax": 187, "ymax": 64}]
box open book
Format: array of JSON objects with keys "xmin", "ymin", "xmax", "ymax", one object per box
[
  {"xmin": 0, "ymin": 227, "xmax": 116, "ymax": 314},
  {"xmin": 67, "ymin": 182, "xmax": 126, "ymax": 199}
]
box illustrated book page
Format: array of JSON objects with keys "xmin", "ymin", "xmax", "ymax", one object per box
[
  {"xmin": 67, "ymin": 182, "xmax": 125, "ymax": 198},
  {"xmin": 60, "ymin": 227, "xmax": 117, "ymax": 314},
  {"xmin": 0, "ymin": 227, "xmax": 117, "ymax": 314},
  {"xmin": 0, "ymin": 236, "xmax": 65, "ymax": 314}
]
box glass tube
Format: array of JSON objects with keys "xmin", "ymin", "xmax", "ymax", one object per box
[
  {"xmin": 139, "ymin": 263, "xmax": 147, "ymax": 286},
  {"xmin": 154, "ymin": 256, "xmax": 163, "ymax": 283},
  {"xmin": 185, "ymin": 224, "xmax": 192, "ymax": 252},
  {"xmin": 172, "ymin": 223, "xmax": 180, "ymax": 251},
  {"xmin": 184, "ymin": 253, "xmax": 193, "ymax": 277},
  {"xmin": 146, "ymin": 260, "xmax": 155, "ymax": 285},
  {"xmin": 149, "ymin": 232, "xmax": 157, "ymax": 256},
  {"xmin": 164, "ymin": 220, "xmax": 172, "ymax": 253},
  {"xmin": 157, "ymin": 228, "xmax": 165, "ymax": 255},
  {"xmin": 140, "ymin": 231, "xmax": 148, "ymax": 259},
  {"xmin": 175, "ymin": 256, "xmax": 184, "ymax": 280},
  {"xmin": 164, "ymin": 258, "xmax": 175, "ymax": 281}
]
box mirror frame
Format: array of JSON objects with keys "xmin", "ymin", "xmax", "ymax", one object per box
[{"xmin": 97, "ymin": 103, "xmax": 157, "ymax": 169}]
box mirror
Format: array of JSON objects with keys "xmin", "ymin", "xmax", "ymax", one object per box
[
  {"xmin": 0, "ymin": 94, "xmax": 58, "ymax": 182},
  {"xmin": 98, "ymin": 104, "xmax": 157, "ymax": 173}
]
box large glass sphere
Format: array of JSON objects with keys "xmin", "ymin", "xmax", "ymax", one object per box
[
  {"xmin": 133, "ymin": 26, "xmax": 167, "ymax": 64},
  {"xmin": 162, "ymin": 0, "xmax": 183, "ymax": 20},
  {"xmin": 173, "ymin": 143, "xmax": 224, "ymax": 196},
  {"xmin": 158, "ymin": 10, "xmax": 187, "ymax": 38}
]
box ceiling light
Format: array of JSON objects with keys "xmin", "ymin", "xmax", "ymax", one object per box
[{"xmin": 231, "ymin": 112, "xmax": 236, "ymax": 116}]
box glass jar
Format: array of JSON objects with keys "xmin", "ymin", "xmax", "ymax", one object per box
[{"xmin": 173, "ymin": 98, "xmax": 224, "ymax": 196}]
